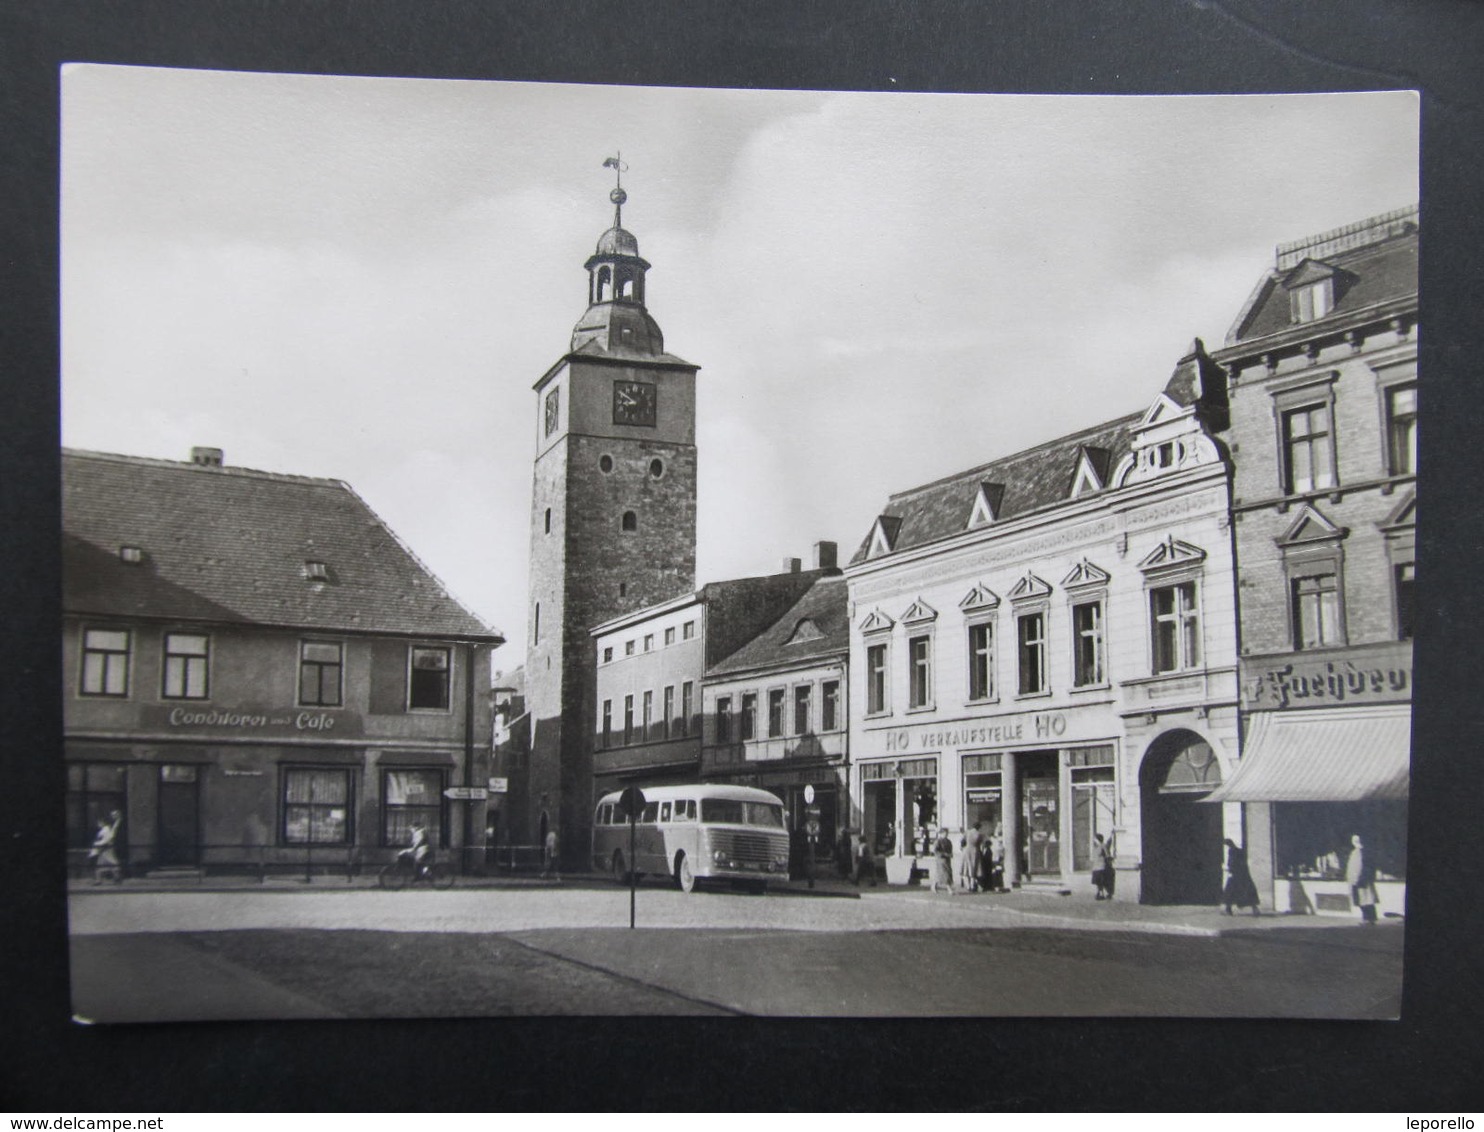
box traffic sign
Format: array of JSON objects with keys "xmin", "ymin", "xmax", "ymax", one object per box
[
  {"xmin": 619, "ymin": 785, "xmax": 646, "ymax": 821},
  {"xmin": 803, "ymin": 784, "xmax": 815, "ymax": 805},
  {"xmin": 444, "ymin": 786, "xmax": 489, "ymax": 801},
  {"xmin": 487, "ymin": 777, "xmax": 509, "ymax": 794},
  {"xmin": 806, "ymin": 819, "xmax": 821, "ymax": 837}
]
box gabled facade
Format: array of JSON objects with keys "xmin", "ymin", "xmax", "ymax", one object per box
[
  {"xmin": 844, "ymin": 342, "xmax": 1241, "ymax": 902},
  {"xmin": 1207, "ymin": 205, "xmax": 1416, "ymax": 917},
  {"xmin": 63, "ymin": 448, "xmax": 502, "ymax": 878}
]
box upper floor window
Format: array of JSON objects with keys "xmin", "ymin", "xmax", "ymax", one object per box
[
  {"xmin": 1290, "ymin": 279, "xmax": 1333, "ymax": 323},
  {"xmin": 768, "ymin": 688, "xmax": 786, "ymax": 738},
  {"xmin": 1150, "ymin": 582, "xmax": 1201, "ymax": 673},
  {"xmin": 1283, "ymin": 405, "xmax": 1334, "ymax": 494},
  {"xmin": 299, "ymin": 640, "xmax": 343, "ymax": 707},
  {"xmin": 1072, "ymin": 601, "xmax": 1105, "ymax": 687},
  {"xmin": 642, "ymin": 690, "xmax": 654, "ymax": 739},
  {"xmin": 664, "ymin": 627, "xmax": 676, "ymax": 646},
  {"xmin": 967, "ymin": 621, "xmax": 995, "ymax": 702},
  {"xmin": 716, "ymin": 696, "xmax": 733, "ymax": 742},
  {"xmin": 865, "ymin": 642, "xmax": 889, "ymax": 715},
  {"xmin": 793, "ymin": 684, "xmax": 812, "ymax": 734},
  {"xmin": 683, "ymin": 620, "xmax": 696, "ymax": 640},
  {"xmin": 663, "ymin": 685, "xmax": 675, "ymax": 739},
  {"xmin": 601, "ymin": 699, "xmax": 612, "ymax": 748},
  {"xmin": 681, "ymin": 682, "xmax": 693, "ymax": 735},
  {"xmin": 602, "ymin": 647, "xmax": 613, "ymax": 664},
  {"xmin": 625, "ymin": 640, "xmax": 636, "ymax": 657},
  {"xmin": 622, "ymin": 511, "xmax": 638, "ymax": 532},
  {"xmin": 162, "ymin": 632, "xmax": 210, "ymax": 700},
  {"xmin": 908, "ymin": 635, "xmax": 933, "ymax": 709},
  {"xmin": 80, "ymin": 627, "xmax": 130, "ymax": 697},
  {"xmin": 1017, "ymin": 612, "xmax": 1047, "ymax": 696},
  {"xmin": 409, "ymin": 646, "xmax": 451, "ymax": 710},
  {"xmin": 1387, "ymin": 384, "xmax": 1418, "ymax": 476},
  {"xmin": 1292, "ymin": 573, "xmax": 1342, "ymax": 650},
  {"xmin": 821, "ymin": 680, "xmax": 840, "ymax": 731},
  {"xmin": 1395, "ymin": 562, "xmax": 1415, "ymax": 641},
  {"xmin": 643, "ymin": 634, "xmax": 654, "ymax": 653},
  {"xmin": 740, "ymin": 693, "xmax": 757, "ymax": 741},
  {"xmin": 623, "ymin": 694, "xmax": 635, "ymax": 744}
]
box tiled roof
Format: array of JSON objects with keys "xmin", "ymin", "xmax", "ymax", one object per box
[
  {"xmin": 849, "ymin": 415, "xmax": 1140, "ymax": 565},
  {"xmin": 701, "ymin": 569, "xmax": 835, "ymax": 668},
  {"xmin": 707, "ymin": 575, "xmax": 849, "ymax": 677},
  {"xmin": 1227, "ymin": 211, "xmax": 1418, "ymax": 347},
  {"xmin": 62, "ymin": 449, "xmax": 500, "ymax": 640}
]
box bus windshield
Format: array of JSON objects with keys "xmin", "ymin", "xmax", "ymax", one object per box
[{"xmin": 700, "ymin": 799, "xmax": 785, "ymax": 828}]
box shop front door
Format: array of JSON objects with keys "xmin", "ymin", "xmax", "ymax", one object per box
[
  {"xmin": 1021, "ymin": 755, "xmax": 1061, "ymax": 877},
  {"xmin": 157, "ymin": 766, "xmax": 199, "ymax": 867}
]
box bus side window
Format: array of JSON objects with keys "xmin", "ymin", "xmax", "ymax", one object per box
[
  {"xmin": 601, "ymin": 804, "xmax": 613, "ymax": 825},
  {"xmin": 683, "ymin": 800, "xmax": 696, "ymax": 821},
  {"xmin": 660, "ymin": 802, "xmax": 672, "ymax": 822},
  {"xmin": 642, "ymin": 802, "xmax": 658, "ymax": 823}
]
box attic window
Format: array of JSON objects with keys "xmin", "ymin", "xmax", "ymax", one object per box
[
  {"xmin": 1291, "ymin": 280, "xmax": 1333, "ymax": 323},
  {"xmin": 303, "ymin": 560, "xmax": 330, "ymax": 582},
  {"xmin": 787, "ymin": 618, "xmax": 824, "ymax": 644},
  {"xmin": 118, "ymin": 546, "xmax": 144, "ymax": 564}
]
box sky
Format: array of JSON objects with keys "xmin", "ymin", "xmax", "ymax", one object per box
[{"xmin": 61, "ymin": 68, "xmax": 1419, "ymax": 666}]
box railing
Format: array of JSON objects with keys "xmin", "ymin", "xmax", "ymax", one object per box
[{"xmin": 67, "ymin": 842, "xmax": 557, "ymax": 883}]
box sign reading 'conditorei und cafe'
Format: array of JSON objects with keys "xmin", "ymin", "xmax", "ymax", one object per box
[{"xmin": 139, "ymin": 704, "xmax": 365, "ymax": 738}]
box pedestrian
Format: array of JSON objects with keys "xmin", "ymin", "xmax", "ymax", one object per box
[
  {"xmin": 988, "ymin": 823, "xmax": 1007, "ymax": 892},
  {"xmin": 960, "ymin": 825, "xmax": 982, "ymax": 892},
  {"xmin": 852, "ymin": 829, "xmax": 877, "ymax": 887},
  {"xmin": 88, "ymin": 809, "xmax": 123, "ymax": 885},
  {"xmin": 836, "ymin": 827, "xmax": 853, "ymax": 879},
  {"xmin": 1345, "ymin": 834, "xmax": 1378, "ymax": 924},
  {"xmin": 1093, "ymin": 832, "xmax": 1116, "ymax": 900},
  {"xmin": 542, "ymin": 826, "xmax": 560, "ymax": 880},
  {"xmin": 932, "ymin": 827, "xmax": 954, "ymax": 894},
  {"xmin": 1223, "ymin": 838, "xmax": 1260, "ymax": 916}
]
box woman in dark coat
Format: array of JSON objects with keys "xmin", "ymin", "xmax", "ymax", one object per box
[{"xmin": 1223, "ymin": 838, "xmax": 1260, "ymax": 916}]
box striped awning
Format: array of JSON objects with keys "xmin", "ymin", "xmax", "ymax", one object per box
[{"xmin": 1203, "ymin": 706, "xmax": 1411, "ymax": 803}]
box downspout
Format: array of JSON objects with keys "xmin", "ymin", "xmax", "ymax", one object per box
[{"xmin": 464, "ymin": 641, "xmax": 477, "ymax": 867}]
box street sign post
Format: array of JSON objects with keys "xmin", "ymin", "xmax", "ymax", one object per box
[
  {"xmin": 619, "ymin": 785, "xmax": 646, "ymax": 929},
  {"xmin": 804, "ymin": 801, "xmax": 821, "ymax": 889},
  {"xmin": 444, "ymin": 786, "xmax": 489, "ymax": 801}
]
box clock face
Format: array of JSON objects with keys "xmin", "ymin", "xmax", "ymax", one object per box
[
  {"xmin": 544, "ymin": 387, "xmax": 560, "ymax": 437},
  {"xmin": 612, "ymin": 380, "xmax": 657, "ymax": 427}
]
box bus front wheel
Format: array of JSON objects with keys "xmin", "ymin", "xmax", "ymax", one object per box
[{"xmin": 675, "ymin": 852, "xmax": 696, "ymax": 893}]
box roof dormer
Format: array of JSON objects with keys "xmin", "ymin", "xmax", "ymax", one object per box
[
  {"xmin": 868, "ymin": 515, "xmax": 903, "ymax": 559},
  {"xmin": 1282, "ymin": 258, "xmax": 1347, "ymax": 324},
  {"xmin": 1069, "ymin": 446, "xmax": 1111, "ymax": 499},
  {"xmin": 967, "ymin": 481, "xmax": 1005, "ymax": 529}
]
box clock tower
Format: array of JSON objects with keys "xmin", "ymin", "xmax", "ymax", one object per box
[{"xmin": 525, "ymin": 170, "xmax": 699, "ymax": 863}]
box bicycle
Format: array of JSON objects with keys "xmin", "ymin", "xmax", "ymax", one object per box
[{"xmin": 377, "ymin": 855, "xmax": 456, "ymax": 890}]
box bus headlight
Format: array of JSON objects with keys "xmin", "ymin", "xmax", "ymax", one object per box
[{"xmin": 713, "ymin": 849, "xmax": 726, "ymax": 864}]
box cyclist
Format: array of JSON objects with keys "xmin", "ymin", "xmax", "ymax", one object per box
[{"xmin": 399, "ymin": 822, "xmax": 432, "ymax": 879}]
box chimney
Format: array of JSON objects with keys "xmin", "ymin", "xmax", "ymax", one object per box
[
  {"xmin": 190, "ymin": 447, "xmax": 224, "ymax": 467},
  {"xmin": 813, "ymin": 540, "xmax": 838, "ymax": 571},
  {"xmin": 781, "ymin": 557, "xmax": 802, "ymax": 574}
]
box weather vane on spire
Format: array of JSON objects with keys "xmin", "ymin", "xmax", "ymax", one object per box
[{"xmin": 602, "ymin": 153, "xmax": 629, "ymax": 227}]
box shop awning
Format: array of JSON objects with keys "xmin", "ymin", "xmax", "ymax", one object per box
[{"xmin": 1202, "ymin": 706, "xmax": 1411, "ymax": 803}]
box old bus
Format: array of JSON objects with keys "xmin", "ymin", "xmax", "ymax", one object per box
[{"xmin": 591, "ymin": 784, "xmax": 791, "ymax": 893}]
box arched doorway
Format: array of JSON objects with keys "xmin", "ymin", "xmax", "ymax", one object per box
[{"xmin": 1139, "ymin": 730, "xmax": 1223, "ymax": 904}]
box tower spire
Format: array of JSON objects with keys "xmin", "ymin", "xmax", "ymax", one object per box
[{"xmin": 602, "ymin": 153, "xmax": 628, "ymax": 229}]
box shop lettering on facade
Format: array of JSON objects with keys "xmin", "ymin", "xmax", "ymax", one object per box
[
  {"xmin": 148, "ymin": 705, "xmax": 360, "ymax": 736},
  {"xmin": 1243, "ymin": 647, "xmax": 1411, "ymax": 710},
  {"xmin": 881, "ymin": 711, "xmax": 1069, "ymax": 754}
]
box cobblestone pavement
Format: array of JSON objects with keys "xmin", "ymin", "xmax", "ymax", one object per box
[{"xmin": 68, "ymin": 875, "xmax": 1395, "ymax": 938}]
